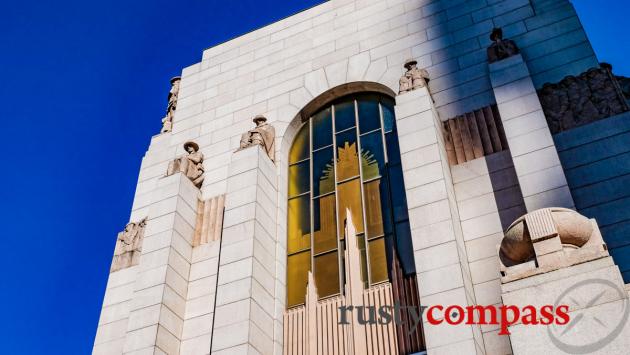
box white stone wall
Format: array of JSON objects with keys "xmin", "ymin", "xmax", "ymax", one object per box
[{"xmin": 94, "ymin": 0, "xmax": 602, "ymax": 353}]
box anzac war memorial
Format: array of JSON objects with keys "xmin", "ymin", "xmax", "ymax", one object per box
[{"xmin": 92, "ymin": 0, "xmax": 630, "ymax": 354}]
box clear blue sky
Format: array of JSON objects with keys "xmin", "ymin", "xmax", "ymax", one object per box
[{"xmin": 0, "ymin": 0, "xmax": 627, "ymax": 353}]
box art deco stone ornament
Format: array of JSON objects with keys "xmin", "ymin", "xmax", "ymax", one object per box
[
  {"xmin": 238, "ymin": 115, "xmax": 276, "ymax": 162},
  {"xmin": 539, "ymin": 64, "xmax": 629, "ymax": 133},
  {"xmin": 498, "ymin": 208, "xmax": 609, "ymax": 282},
  {"xmin": 487, "ymin": 27, "xmax": 519, "ymax": 63},
  {"xmin": 110, "ymin": 218, "xmax": 147, "ymax": 273},
  {"xmin": 166, "ymin": 141, "xmax": 205, "ymax": 188},
  {"xmin": 399, "ymin": 59, "xmax": 430, "ymax": 94},
  {"xmin": 161, "ymin": 76, "xmax": 181, "ymax": 133}
]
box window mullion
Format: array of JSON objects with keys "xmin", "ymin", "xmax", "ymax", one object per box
[{"xmin": 355, "ymin": 99, "xmax": 372, "ymax": 287}]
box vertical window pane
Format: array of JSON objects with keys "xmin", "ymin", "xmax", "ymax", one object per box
[
  {"xmin": 288, "ymin": 195, "xmax": 310, "ymax": 254},
  {"xmin": 314, "ymin": 252, "xmax": 340, "ymax": 298},
  {"xmin": 288, "ymin": 161, "xmax": 309, "ymax": 198},
  {"xmin": 313, "ymin": 107, "xmax": 332, "ymax": 150},
  {"xmin": 287, "ymin": 251, "xmax": 311, "ymax": 307},
  {"xmin": 369, "ymin": 237, "xmax": 388, "ymax": 284},
  {"xmin": 360, "ymin": 130, "xmax": 385, "ymax": 181},
  {"xmin": 388, "ymin": 165, "xmax": 409, "ymax": 223},
  {"xmin": 312, "ymin": 147, "xmax": 334, "ymax": 197},
  {"xmin": 336, "ymin": 128, "xmax": 359, "ymax": 181},
  {"xmin": 385, "ymin": 131, "xmax": 401, "ymax": 165},
  {"xmin": 382, "ymin": 100, "xmax": 395, "ymax": 133},
  {"xmin": 358, "ymin": 98, "xmax": 381, "ymax": 133},
  {"xmin": 357, "ymin": 234, "xmax": 369, "ymax": 287},
  {"xmin": 364, "ymin": 179, "xmax": 385, "ymax": 238},
  {"xmin": 289, "ymin": 124, "xmax": 309, "ymax": 164},
  {"xmin": 313, "ymin": 194, "xmax": 337, "ymax": 254},
  {"xmin": 337, "ymin": 178, "xmax": 364, "ymax": 238},
  {"xmin": 335, "ymin": 101, "xmax": 356, "ymax": 132}
]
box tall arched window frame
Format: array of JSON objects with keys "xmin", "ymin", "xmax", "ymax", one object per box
[{"xmin": 287, "ymin": 93, "xmax": 414, "ymax": 308}]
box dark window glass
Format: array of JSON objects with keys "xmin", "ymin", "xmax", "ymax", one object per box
[
  {"xmin": 289, "ymin": 124, "xmax": 309, "ymax": 164},
  {"xmin": 313, "ymin": 194, "xmax": 337, "ymax": 254},
  {"xmin": 388, "ymin": 165, "xmax": 409, "ymax": 222},
  {"xmin": 336, "ymin": 128, "xmax": 359, "ymax": 181},
  {"xmin": 287, "ymin": 195, "xmax": 310, "ymax": 254},
  {"xmin": 360, "ymin": 130, "xmax": 385, "ymax": 181},
  {"xmin": 385, "ymin": 131, "xmax": 401, "ymax": 165},
  {"xmin": 395, "ymin": 221, "xmax": 416, "ymax": 275},
  {"xmin": 335, "ymin": 101, "xmax": 356, "ymax": 132},
  {"xmin": 312, "ymin": 147, "xmax": 334, "ymax": 197},
  {"xmin": 313, "ymin": 107, "xmax": 332, "ymax": 150},
  {"xmin": 358, "ymin": 98, "xmax": 381, "ymax": 133},
  {"xmin": 314, "ymin": 252, "xmax": 340, "ymax": 297},
  {"xmin": 382, "ymin": 100, "xmax": 395, "ymax": 133},
  {"xmin": 287, "ymin": 251, "xmax": 311, "ymax": 307},
  {"xmin": 288, "ymin": 161, "xmax": 309, "ymax": 198}
]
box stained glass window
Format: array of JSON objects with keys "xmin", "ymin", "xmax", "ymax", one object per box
[{"xmin": 286, "ymin": 94, "xmax": 414, "ymax": 307}]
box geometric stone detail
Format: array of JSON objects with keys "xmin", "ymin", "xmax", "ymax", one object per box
[
  {"xmin": 524, "ymin": 208, "xmax": 557, "ymax": 242},
  {"xmin": 193, "ymin": 194, "xmax": 225, "ymax": 246},
  {"xmin": 443, "ymin": 105, "xmax": 508, "ymax": 165}
]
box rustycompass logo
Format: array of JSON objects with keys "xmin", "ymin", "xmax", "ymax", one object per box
[{"xmin": 548, "ymin": 278, "xmax": 630, "ymax": 354}]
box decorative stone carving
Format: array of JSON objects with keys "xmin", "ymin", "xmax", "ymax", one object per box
[
  {"xmin": 111, "ymin": 218, "xmax": 147, "ymax": 273},
  {"xmin": 616, "ymin": 75, "xmax": 630, "ymax": 99},
  {"xmin": 161, "ymin": 76, "xmax": 181, "ymax": 133},
  {"xmin": 167, "ymin": 141, "xmax": 205, "ymax": 188},
  {"xmin": 399, "ymin": 59, "xmax": 430, "ymax": 94},
  {"xmin": 487, "ymin": 27, "xmax": 520, "ymax": 63},
  {"xmin": 539, "ymin": 64, "xmax": 629, "ymax": 134},
  {"xmin": 238, "ymin": 115, "xmax": 276, "ymax": 162},
  {"xmin": 498, "ymin": 208, "xmax": 609, "ymax": 282},
  {"xmin": 193, "ymin": 194, "xmax": 225, "ymax": 246},
  {"xmin": 500, "ymin": 208, "xmax": 593, "ymax": 264}
]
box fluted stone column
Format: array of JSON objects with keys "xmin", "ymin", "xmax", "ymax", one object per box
[
  {"xmin": 210, "ymin": 145, "xmax": 278, "ymax": 354},
  {"xmin": 489, "ymin": 54, "xmax": 575, "ymax": 211}
]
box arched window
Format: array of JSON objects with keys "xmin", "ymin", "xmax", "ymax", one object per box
[{"xmin": 287, "ymin": 93, "xmax": 415, "ymax": 308}]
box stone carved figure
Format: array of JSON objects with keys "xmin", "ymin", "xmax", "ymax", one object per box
[
  {"xmin": 487, "ymin": 27, "xmax": 520, "ymax": 64},
  {"xmin": 399, "ymin": 59, "xmax": 430, "ymax": 94},
  {"xmin": 238, "ymin": 115, "xmax": 276, "ymax": 162},
  {"xmin": 616, "ymin": 75, "xmax": 630, "ymax": 100},
  {"xmin": 539, "ymin": 64, "xmax": 629, "ymax": 133},
  {"xmin": 161, "ymin": 77, "xmax": 181, "ymax": 133},
  {"xmin": 539, "ymin": 83, "xmax": 572, "ymax": 133},
  {"xmin": 111, "ymin": 218, "xmax": 147, "ymax": 273},
  {"xmin": 167, "ymin": 141, "xmax": 205, "ymax": 188},
  {"xmin": 563, "ymin": 75, "xmax": 599, "ymax": 125},
  {"xmin": 587, "ymin": 67, "xmax": 625, "ymax": 117}
]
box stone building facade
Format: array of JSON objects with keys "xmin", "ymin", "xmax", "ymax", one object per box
[{"xmin": 93, "ymin": 0, "xmax": 630, "ymax": 354}]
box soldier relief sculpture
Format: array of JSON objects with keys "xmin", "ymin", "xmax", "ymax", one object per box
[
  {"xmin": 399, "ymin": 59, "xmax": 430, "ymax": 94},
  {"xmin": 167, "ymin": 141, "xmax": 205, "ymax": 188},
  {"xmin": 539, "ymin": 63, "xmax": 629, "ymax": 134},
  {"xmin": 161, "ymin": 76, "xmax": 181, "ymax": 133},
  {"xmin": 237, "ymin": 115, "xmax": 276, "ymax": 162},
  {"xmin": 487, "ymin": 27, "xmax": 519, "ymax": 63},
  {"xmin": 111, "ymin": 219, "xmax": 147, "ymax": 273}
]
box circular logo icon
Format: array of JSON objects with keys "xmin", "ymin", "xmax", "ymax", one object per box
[{"xmin": 547, "ymin": 278, "xmax": 629, "ymax": 354}]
